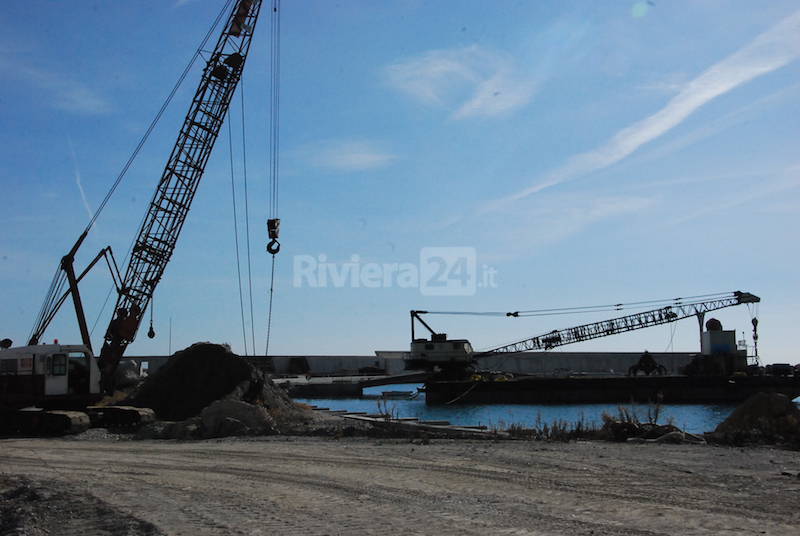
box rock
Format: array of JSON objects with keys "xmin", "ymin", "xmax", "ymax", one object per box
[
  {"xmin": 217, "ymin": 418, "xmax": 250, "ymax": 437},
  {"xmin": 683, "ymin": 432, "xmax": 707, "ymax": 445},
  {"xmin": 200, "ymin": 399, "xmax": 277, "ymax": 438},
  {"xmin": 135, "ymin": 421, "xmax": 175, "ymax": 439},
  {"xmin": 171, "ymin": 418, "xmax": 201, "ymax": 440},
  {"xmin": 653, "ymin": 431, "xmax": 685, "ymax": 444},
  {"xmin": 114, "ymin": 360, "xmax": 142, "ymax": 389},
  {"xmin": 136, "ymin": 418, "xmax": 201, "ymax": 440},
  {"xmin": 604, "ymin": 421, "xmax": 641, "ymax": 442},
  {"xmin": 642, "ymin": 424, "xmax": 681, "ymax": 440}
]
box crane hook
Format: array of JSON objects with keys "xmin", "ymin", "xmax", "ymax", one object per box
[{"xmin": 267, "ymin": 218, "xmax": 281, "ymax": 255}]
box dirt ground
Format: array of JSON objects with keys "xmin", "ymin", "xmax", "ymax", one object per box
[{"xmin": 2, "ymin": 435, "xmax": 799, "ymax": 535}]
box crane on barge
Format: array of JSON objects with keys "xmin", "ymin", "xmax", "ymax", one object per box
[
  {"xmin": 407, "ymin": 291, "xmax": 800, "ymax": 405},
  {"xmin": 406, "ymin": 291, "xmax": 761, "ymax": 372}
]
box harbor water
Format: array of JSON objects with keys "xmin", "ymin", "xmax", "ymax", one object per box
[{"xmin": 296, "ymin": 383, "xmax": 749, "ymax": 434}]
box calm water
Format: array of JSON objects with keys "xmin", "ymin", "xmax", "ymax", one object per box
[{"xmin": 295, "ymin": 383, "xmax": 747, "ymax": 434}]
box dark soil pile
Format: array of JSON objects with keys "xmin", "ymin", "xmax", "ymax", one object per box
[
  {"xmin": 712, "ymin": 392, "xmax": 800, "ymax": 446},
  {"xmin": 1, "ymin": 475, "xmax": 163, "ymax": 535},
  {"xmin": 125, "ymin": 342, "xmax": 293, "ymax": 421}
]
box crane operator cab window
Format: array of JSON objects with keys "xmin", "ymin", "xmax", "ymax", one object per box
[{"xmin": 50, "ymin": 354, "xmax": 67, "ymax": 376}]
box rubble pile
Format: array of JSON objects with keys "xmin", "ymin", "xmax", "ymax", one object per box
[
  {"xmin": 602, "ymin": 420, "xmax": 706, "ymax": 444},
  {"xmin": 126, "ymin": 342, "xmax": 300, "ymax": 438},
  {"xmin": 711, "ymin": 392, "xmax": 800, "ymax": 446}
]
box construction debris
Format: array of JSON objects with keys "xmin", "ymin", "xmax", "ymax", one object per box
[{"xmin": 602, "ymin": 417, "xmax": 706, "ymax": 444}]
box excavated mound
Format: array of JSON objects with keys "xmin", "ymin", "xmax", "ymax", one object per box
[
  {"xmin": 125, "ymin": 342, "xmax": 293, "ymax": 421},
  {"xmin": 713, "ymin": 392, "xmax": 800, "ymax": 445}
]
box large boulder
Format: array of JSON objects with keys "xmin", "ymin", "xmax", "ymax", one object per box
[{"xmin": 200, "ymin": 399, "xmax": 277, "ymax": 438}]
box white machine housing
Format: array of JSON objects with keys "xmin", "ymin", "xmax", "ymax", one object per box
[{"xmin": 0, "ymin": 344, "xmax": 101, "ymax": 397}]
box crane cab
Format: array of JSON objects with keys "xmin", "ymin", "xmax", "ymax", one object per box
[
  {"xmin": 0, "ymin": 344, "xmax": 101, "ymax": 409},
  {"xmin": 405, "ymin": 334, "xmax": 475, "ymax": 371}
]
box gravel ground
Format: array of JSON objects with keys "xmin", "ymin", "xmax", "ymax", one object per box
[
  {"xmin": 1, "ymin": 436, "xmax": 799, "ymax": 535},
  {"xmin": 1, "ymin": 474, "xmax": 163, "ymax": 535}
]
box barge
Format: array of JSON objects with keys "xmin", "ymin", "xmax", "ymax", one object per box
[{"xmin": 423, "ymin": 373, "xmax": 800, "ymax": 405}]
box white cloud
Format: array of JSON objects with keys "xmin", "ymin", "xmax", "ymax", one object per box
[
  {"xmin": 479, "ymin": 194, "xmax": 655, "ymax": 262},
  {"xmin": 384, "ymin": 45, "xmax": 537, "ymax": 119},
  {"xmin": 523, "ymin": 195, "xmax": 654, "ymax": 246},
  {"xmin": 636, "ymin": 72, "xmax": 689, "ymax": 94},
  {"xmin": 66, "ymin": 136, "xmax": 93, "ymax": 224},
  {"xmin": 6, "ymin": 62, "xmax": 111, "ymax": 115},
  {"xmin": 669, "ymin": 165, "xmax": 800, "ymax": 225},
  {"xmin": 487, "ymin": 9, "xmax": 800, "ymax": 209},
  {"xmin": 305, "ymin": 140, "xmax": 396, "ymax": 172}
]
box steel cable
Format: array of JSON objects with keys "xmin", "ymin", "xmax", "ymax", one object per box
[{"xmin": 228, "ymin": 116, "xmax": 250, "ymax": 356}]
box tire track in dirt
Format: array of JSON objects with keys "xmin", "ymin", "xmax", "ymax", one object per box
[{"xmin": 2, "ymin": 438, "xmax": 798, "ymax": 535}]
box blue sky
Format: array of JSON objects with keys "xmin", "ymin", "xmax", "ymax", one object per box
[{"xmin": 1, "ymin": 1, "xmax": 798, "ymax": 363}]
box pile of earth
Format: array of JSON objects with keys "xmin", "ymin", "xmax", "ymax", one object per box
[
  {"xmin": 710, "ymin": 392, "xmax": 800, "ymax": 446},
  {"xmin": 0, "ymin": 475, "xmax": 163, "ymax": 535},
  {"xmin": 125, "ymin": 342, "xmax": 317, "ymax": 439}
]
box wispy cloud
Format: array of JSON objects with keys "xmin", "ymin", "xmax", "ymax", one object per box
[
  {"xmin": 523, "ymin": 195, "xmax": 655, "ymax": 246},
  {"xmin": 384, "ymin": 45, "xmax": 537, "ymax": 119},
  {"xmin": 474, "ymin": 194, "xmax": 655, "ymax": 262},
  {"xmin": 487, "ymin": 9, "xmax": 800, "ymax": 209},
  {"xmin": 670, "ymin": 165, "xmax": 800, "ymax": 225},
  {"xmin": 303, "ymin": 140, "xmax": 396, "ymax": 172},
  {"xmin": 3, "ymin": 60, "xmax": 111, "ymax": 115},
  {"xmin": 636, "ymin": 72, "xmax": 689, "ymax": 94},
  {"xmin": 66, "ymin": 136, "xmax": 93, "ymax": 223},
  {"xmin": 623, "ymin": 82, "xmax": 800, "ymax": 172}
]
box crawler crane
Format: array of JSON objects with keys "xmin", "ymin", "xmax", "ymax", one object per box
[{"xmin": 1, "ymin": 1, "xmax": 267, "ymax": 426}]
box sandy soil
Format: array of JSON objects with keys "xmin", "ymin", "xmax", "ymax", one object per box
[{"xmin": 2, "ymin": 435, "xmax": 799, "ymax": 535}]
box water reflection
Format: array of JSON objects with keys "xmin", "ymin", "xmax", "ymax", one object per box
[{"xmin": 296, "ymin": 383, "xmax": 743, "ymax": 433}]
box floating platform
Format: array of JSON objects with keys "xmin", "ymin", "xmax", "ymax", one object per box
[{"xmin": 423, "ymin": 374, "xmax": 800, "ymax": 405}]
